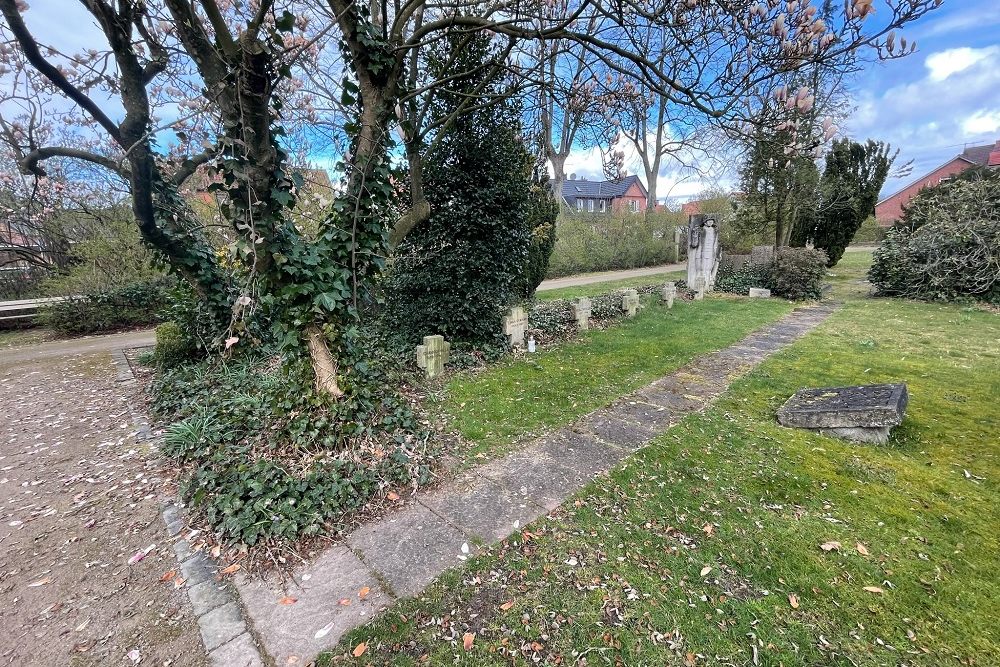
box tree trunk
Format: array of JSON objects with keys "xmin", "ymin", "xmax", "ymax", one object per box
[
  {"xmin": 549, "ymin": 153, "xmax": 567, "ymax": 214},
  {"xmin": 305, "ymin": 326, "xmax": 344, "ymax": 398}
]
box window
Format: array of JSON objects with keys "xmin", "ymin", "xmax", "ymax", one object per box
[
  {"xmin": 588, "ymin": 199, "xmax": 595, "ymax": 212},
  {"xmin": 629, "ymin": 200, "xmax": 639, "ymax": 213},
  {"xmin": 599, "ymin": 200, "xmax": 606, "ymax": 213},
  {"xmin": 576, "ymin": 199, "xmax": 584, "ymax": 212}
]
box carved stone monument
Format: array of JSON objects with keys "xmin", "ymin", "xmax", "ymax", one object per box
[
  {"xmin": 503, "ymin": 306, "xmax": 528, "ymax": 347},
  {"xmin": 415, "ymin": 335, "xmax": 450, "ymax": 379},
  {"xmin": 686, "ymin": 213, "xmax": 721, "ymax": 293},
  {"xmin": 662, "ymin": 282, "xmax": 677, "ymax": 308},
  {"xmin": 777, "ymin": 383, "xmax": 908, "ymax": 444},
  {"xmin": 622, "ymin": 289, "xmax": 639, "ymax": 317},
  {"xmin": 573, "ymin": 297, "xmax": 592, "ymax": 331}
]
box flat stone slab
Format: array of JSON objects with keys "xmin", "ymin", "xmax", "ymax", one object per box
[
  {"xmin": 777, "ymin": 384, "xmax": 908, "ymax": 443},
  {"xmin": 479, "ymin": 445, "xmax": 593, "ymax": 510},
  {"xmin": 347, "ymin": 502, "xmax": 476, "ymax": 598},
  {"xmin": 236, "ymin": 544, "xmax": 391, "ymax": 664},
  {"xmin": 537, "ymin": 430, "xmax": 630, "ymax": 478},
  {"xmin": 199, "ymin": 601, "xmax": 246, "ymax": 651},
  {"xmin": 419, "ymin": 475, "xmax": 548, "ymax": 542}
]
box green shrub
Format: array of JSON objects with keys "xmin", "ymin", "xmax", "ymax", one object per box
[
  {"xmin": 154, "ymin": 321, "xmax": 197, "ymax": 367},
  {"xmin": 528, "ymin": 284, "xmax": 664, "ymax": 337},
  {"xmin": 851, "ymin": 216, "xmax": 887, "ymax": 244},
  {"xmin": 870, "ymin": 174, "xmax": 1000, "ymax": 303},
  {"xmin": 546, "ymin": 211, "xmax": 684, "ymax": 277},
  {"xmin": 714, "ymin": 263, "xmax": 773, "ymax": 295},
  {"xmin": 770, "ymin": 247, "xmax": 828, "ymax": 300},
  {"xmin": 149, "ymin": 350, "xmax": 432, "ymax": 546},
  {"xmin": 37, "ymin": 277, "xmax": 173, "ymax": 335}
]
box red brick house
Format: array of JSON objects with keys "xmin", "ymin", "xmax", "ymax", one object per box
[
  {"xmin": 560, "ymin": 174, "xmax": 648, "ymax": 213},
  {"xmin": 875, "ymin": 140, "xmax": 1000, "ymax": 225}
]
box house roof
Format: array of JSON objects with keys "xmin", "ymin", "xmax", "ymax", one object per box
[
  {"xmin": 560, "ymin": 174, "xmax": 646, "ymax": 207},
  {"xmin": 876, "ymin": 140, "xmax": 999, "ymax": 206}
]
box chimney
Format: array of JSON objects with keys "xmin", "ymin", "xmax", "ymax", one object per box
[{"xmin": 990, "ymin": 139, "xmax": 1000, "ymax": 167}]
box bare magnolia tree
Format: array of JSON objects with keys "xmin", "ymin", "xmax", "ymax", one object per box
[{"xmin": 0, "ymin": 0, "xmax": 940, "ymax": 400}]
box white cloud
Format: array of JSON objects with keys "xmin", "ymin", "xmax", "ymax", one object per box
[
  {"xmin": 962, "ymin": 110, "xmax": 1000, "ymax": 135},
  {"xmin": 925, "ymin": 46, "xmax": 1000, "ymax": 82}
]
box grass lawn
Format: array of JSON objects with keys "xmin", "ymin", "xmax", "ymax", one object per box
[
  {"xmin": 330, "ymin": 254, "xmax": 1000, "ymax": 666},
  {"xmin": 0, "ymin": 327, "xmax": 55, "ymax": 349},
  {"xmin": 536, "ymin": 271, "xmax": 686, "ymax": 302},
  {"xmin": 443, "ymin": 295, "xmax": 794, "ymax": 460}
]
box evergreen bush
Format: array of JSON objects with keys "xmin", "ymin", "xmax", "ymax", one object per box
[{"xmin": 770, "ymin": 247, "xmax": 828, "ymax": 300}]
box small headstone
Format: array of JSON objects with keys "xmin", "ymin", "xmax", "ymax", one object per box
[
  {"xmin": 503, "ymin": 306, "xmax": 528, "ymax": 347},
  {"xmin": 573, "ymin": 297, "xmax": 592, "ymax": 331},
  {"xmin": 662, "ymin": 282, "xmax": 677, "ymax": 309},
  {"xmin": 692, "ymin": 277, "xmax": 706, "ymax": 300},
  {"xmin": 415, "ymin": 335, "xmax": 450, "ymax": 379},
  {"xmin": 621, "ymin": 289, "xmax": 639, "ymax": 317},
  {"xmin": 748, "ymin": 287, "xmax": 771, "ymax": 298},
  {"xmin": 776, "ymin": 383, "xmax": 908, "ymax": 444}
]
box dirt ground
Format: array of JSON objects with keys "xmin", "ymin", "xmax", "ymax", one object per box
[{"xmin": 0, "ymin": 351, "xmax": 207, "ymax": 667}]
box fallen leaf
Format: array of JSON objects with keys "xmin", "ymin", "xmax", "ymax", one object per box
[
  {"xmin": 788, "ymin": 593, "xmax": 799, "ymax": 609},
  {"xmin": 211, "ymin": 545, "xmax": 221, "ymax": 558},
  {"xmin": 702, "ymin": 523, "xmax": 715, "ymax": 536},
  {"xmin": 127, "ymin": 648, "xmax": 141, "ymax": 664},
  {"xmin": 225, "ymin": 336, "xmax": 239, "ymax": 349},
  {"xmin": 499, "ymin": 600, "xmax": 515, "ymax": 611},
  {"xmin": 159, "ymin": 570, "xmax": 176, "ymax": 582},
  {"xmin": 461, "ymin": 543, "xmax": 470, "ymax": 554},
  {"xmin": 358, "ymin": 586, "xmax": 370, "ymax": 600},
  {"xmin": 856, "ymin": 542, "xmax": 870, "ymax": 556},
  {"xmin": 463, "ymin": 632, "xmax": 475, "ymax": 651},
  {"xmin": 386, "ymin": 491, "xmax": 400, "ymax": 501},
  {"xmin": 863, "ymin": 586, "xmax": 884, "ymax": 594},
  {"xmin": 127, "ymin": 544, "xmax": 156, "ymax": 565},
  {"xmin": 353, "ymin": 642, "xmax": 368, "ymax": 657},
  {"xmin": 338, "ymin": 598, "xmax": 351, "ymax": 606},
  {"xmin": 279, "ymin": 596, "xmax": 297, "ymax": 605},
  {"xmin": 173, "ymin": 577, "xmax": 186, "ymax": 589},
  {"xmin": 685, "ymin": 652, "xmax": 696, "ymax": 666},
  {"xmin": 700, "ymin": 566, "xmax": 712, "ymax": 576},
  {"xmin": 28, "ymin": 577, "xmax": 51, "ymax": 587},
  {"xmin": 75, "ymin": 619, "xmax": 90, "ymax": 632},
  {"xmin": 820, "ymin": 541, "xmax": 841, "ymax": 552},
  {"xmin": 220, "ymin": 563, "xmax": 241, "ymax": 575}
]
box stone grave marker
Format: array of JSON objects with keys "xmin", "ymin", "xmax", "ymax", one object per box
[
  {"xmin": 503, "ymin": 306, "xmax": 528, "ymax": 347},
  {"xmin": 621, "ymin": 289, "xmax": 639, "ymax": 317},
  {"xmin": 748, "ymin": 287, "xmax": 771, "ymax": 298},
  {"xmin": 662, "ymin": 282, "xmax": 676, "ymax": 308},
  {"xmin": 776, "ymin": 383, "xmax": 908, "ymax": 444},
  {"xmin": 687, "ymin": 213, "xmax": 721, "ymax": 292},
  {"xmin": 415, "ymin": 335, "xmax": 450, "ymax": 379},
  {"xmin": 692, "ymin": 277, "xmax": 706, "ymax": 300},
  {"xmin": 573, "ymin": 297, "xmax": 592, "ymax": 331},
  {"xmin": 750, "ymin": 244, "xmax": 775, "ymax": 266}
]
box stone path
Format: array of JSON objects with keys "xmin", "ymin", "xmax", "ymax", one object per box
[
  {"xmin": 1, "ymin": 328, "xmax": 156, "ymax": 365},
  {"xmin": 232, "ymin": 302, "xmax": 839, "ymax": 665},
  {"xmin": 536, "ymin": 261, "xmax": 684, "ymax": 292}
]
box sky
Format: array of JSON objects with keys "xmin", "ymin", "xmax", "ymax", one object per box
[
  {"xmin": 7, "ymin": 1, "xmax": 1000, "ymax": 205},
  {"xmin": 564, "ymin": 0, "xmax": 1000, "ymax": 203}
]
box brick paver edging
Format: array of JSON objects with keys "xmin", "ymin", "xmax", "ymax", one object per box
[
  {"xmin": 111, "ymin": 348, "xmax": 265, "ymax": 667},
  {"xmin": 232, "ymin": 301, "xmax": 840, "ymax": 665}
]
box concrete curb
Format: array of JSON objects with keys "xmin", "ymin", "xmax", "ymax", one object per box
[{"xmin": 110, "ymin": 345, "xmax": 265, "ymax": 667}]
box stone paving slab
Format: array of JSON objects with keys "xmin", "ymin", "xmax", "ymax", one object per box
[
  {"xmin": 230, "ymin": 302, "xmax": 838, "ymax": 665},
  {"xmin": 199, "ymin": 602, "xmax": 246, "ymax": 651},
  {"xmin": 209, "ymin": 633, "xmax": 264, "ymax": 667},
  {"xmin": 419, "ymin": 475, "xmax": 548, "ymax": 542},
  {"xmin": 236, "ymin": 545, "xmax": 390, "ymax": 665},
  {"xmin": 347, "ymin": 502, "xmax": 478, "ymax": 597}
]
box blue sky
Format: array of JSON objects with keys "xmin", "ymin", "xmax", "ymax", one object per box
[
  {"xmin": 565, "ymin": 0, "xmax": 1000, "ymax": 201},
  {"xmin": 847, "ymin": 0, "xmax": 1000, "ymax": 198},
  {"xmin": 9, "ymin": 1, "xmax": 1000, "ymax": 203}
]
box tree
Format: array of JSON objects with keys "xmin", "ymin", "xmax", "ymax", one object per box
[
  {"xmin": 805, "ymin": 139, "xmax": 896, "ymax": 266},
  {"xmin": 386, "ymin": 30, "xmax": 534, "ymax": 344},
  {"xmin": 1, "ymin": 0, "xmax": 941, "ymax": 402}
]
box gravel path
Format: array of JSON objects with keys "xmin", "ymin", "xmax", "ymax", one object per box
[{"xmin": 0, "ymin": 352, "xmax": 206, "ymax": 667}]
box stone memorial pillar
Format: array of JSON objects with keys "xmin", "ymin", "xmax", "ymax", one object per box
[{"xmin": 686, "ymin": 213, "xmax": 721, "ymax": 293}]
